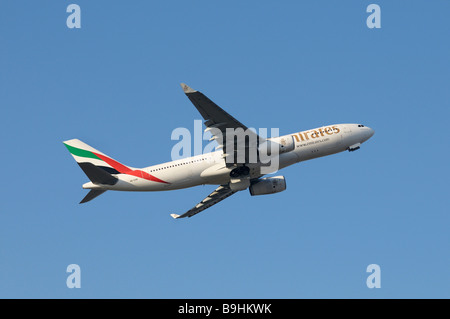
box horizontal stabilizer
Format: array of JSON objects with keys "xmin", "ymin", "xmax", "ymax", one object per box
[
  {"xmin": 80, "ymin": 189, "xmax": 107, "ymax": 204},
  {"xmin": 78, "ymin": 162, "xmax": 118, "ymax": 185}
]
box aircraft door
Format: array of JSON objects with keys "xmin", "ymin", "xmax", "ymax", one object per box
[{"xmin": 343, "ymin": 125, "xmax": 352, "ymax": 134}]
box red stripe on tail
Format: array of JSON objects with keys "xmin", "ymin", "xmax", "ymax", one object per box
[{"xmin": 93, "ymin": 152, "xmax": 169, "ymax": 184}]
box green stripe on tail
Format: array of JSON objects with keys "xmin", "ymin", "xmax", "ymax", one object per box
[{"xmin": 64, "ymin": 143, "xmax": 100, "ymax": 160}]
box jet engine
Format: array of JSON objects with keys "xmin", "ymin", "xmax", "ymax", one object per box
[{"xmin": 249, "ymin": 176, "xmax": 286, "ymax": 196}]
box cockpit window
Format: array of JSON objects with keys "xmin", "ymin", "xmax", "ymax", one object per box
[{"xmin": 358, "ymin": 124, "xmax": 365, "ymax": 127}]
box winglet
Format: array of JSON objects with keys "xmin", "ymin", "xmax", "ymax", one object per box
[
  {"xmin": 180, "ymin": 83, "xmax": 197, "ymax": 94},
  {"xmin": 170, "ymin": 214, "xmax": 181, "ymax": 219}
]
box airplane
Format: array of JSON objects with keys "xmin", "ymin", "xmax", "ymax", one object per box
[{"xmin": 63, "ymin": 83, "xmax": 374, "ymax": 219}]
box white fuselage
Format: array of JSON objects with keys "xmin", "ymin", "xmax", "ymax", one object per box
[{"xmin": 84, "ymin": 123, "xmax": 374, "ymax": 192}]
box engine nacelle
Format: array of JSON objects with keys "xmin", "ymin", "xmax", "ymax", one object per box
[
  {"xmin": 258, "ymin": 135, "xmax": 295, "ymax": 156},
  {"xmin": 249, "ymin": 176, "xmax": 286, "ymax": 196}
]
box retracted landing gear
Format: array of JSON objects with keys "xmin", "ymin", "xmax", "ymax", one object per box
[
  {"xmin": 230, "ymin": 165, "xmax": 250, "ymax": 178},
  {"xmin": 229, "ymin": 166, "xmax": 251, "ymax": 191},
  {"xmin": 348, "ymin": 143, "xmax": 361, "ymax": 152}
]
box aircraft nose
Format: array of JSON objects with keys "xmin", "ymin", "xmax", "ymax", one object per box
[{"xmin": 363, "ymin": 127, "xmax": 375, "ymax": 142}]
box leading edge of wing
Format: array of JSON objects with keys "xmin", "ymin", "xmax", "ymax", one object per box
[
  {"xmin": 170, "ymin": 185, "xmax": 236, "ymax": 219},
  {"xmin": 179, "ymin": 82, "xmax": 266, "ymax": 167},
  {"xmin": 179, "ymin": 82, "xmax": 249, "ymax": 130}
]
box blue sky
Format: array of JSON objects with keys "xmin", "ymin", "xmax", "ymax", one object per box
[{"xmin": 1, "ymin": 1, "xmax": 449, "ymax": 298}]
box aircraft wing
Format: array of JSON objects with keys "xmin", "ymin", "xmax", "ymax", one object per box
[
  {"xmin": 181, "ymin": 83, "xmax": 263, "ymax": 167},
  {"xmin": 170, "ymin": 185, "xmax": 237, "ymax": 219}
]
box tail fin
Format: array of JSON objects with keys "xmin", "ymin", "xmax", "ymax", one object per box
[
  {"xmin": 63, "ymin": 139, "xmax": 129, "ymax": 203},
  {"xmin": 63, "ymin": 139, "xmax": 133, "ymax": 175},
  {"xmin": 77, "ymin": 162, "xmax": 118, "ymax": 185}
]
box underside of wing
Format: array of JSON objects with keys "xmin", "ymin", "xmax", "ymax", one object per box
[
  {"xmin": 181, "ymin": 83, "xmax": 264, "ymax": 167},
  {"xmin": 170, "ymin": 185, "xmax": 237, "ymax": 219},
  {"xmin": 181, "ymin": 83, "xmax": 248, "ymax": 130}
]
